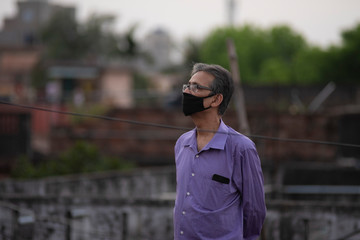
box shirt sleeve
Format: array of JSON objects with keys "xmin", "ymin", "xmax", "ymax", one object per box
[{"xmin": 234, "ymin": 147, "xmax": 266, "ymax": 240}]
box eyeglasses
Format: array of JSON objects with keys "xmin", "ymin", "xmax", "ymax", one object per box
[{"xmin": 182, "ymin": 83, "xmax": 212, "ymax": 93}]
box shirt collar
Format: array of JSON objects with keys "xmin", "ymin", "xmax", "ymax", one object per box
[
  {"xmin": 203, "ymin": 120, "xmax": 229, "ymax": 151},
  {"xmin": 182, "ymin": 128, "xmax": 197, "ymax": 152},
  {"xmin": 183, "ymin": 120, "xmax": 229, "ymax": 152}
]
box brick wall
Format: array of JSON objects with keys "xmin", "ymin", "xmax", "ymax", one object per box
[{"xmin": 49, "ymin": 108, "xmax": 340, "ymax": 166}]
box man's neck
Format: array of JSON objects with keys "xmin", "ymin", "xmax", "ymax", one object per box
[{"xmin": 192, "ymin": 113, "xmax": 221, "ymax": 139}]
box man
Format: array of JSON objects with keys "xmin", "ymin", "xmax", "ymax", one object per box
[{"xmin": 174, "ymin": 63, "xmax": 266, "ymax": 240}]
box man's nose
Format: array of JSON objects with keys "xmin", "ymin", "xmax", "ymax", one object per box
[{"xmin": 183, "ymin": 87, "xmax": 191, "ymax": 94}]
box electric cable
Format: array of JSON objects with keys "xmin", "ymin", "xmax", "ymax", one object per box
[{"xmin": 1, "ymin": 100, "xmax": 360, "ymax": 149}]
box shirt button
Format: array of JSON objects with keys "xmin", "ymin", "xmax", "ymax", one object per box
[
  {"xmin": 195, "ymin": 154, "xmax": 199, "ymax": 158},
  {"xmin": 182, "ymin": 211, "xmax": 186, "ymax": 215},
  {"xmin": 180, "ymin": 231, "xmax": 184, "ymax": 235},
  {"xmin": 186, "ymin": 192, "xmax": 190, "ymax": 196},
  {"xmin": 191, "ymin": 173, "xmax": 195, "ymax": 177}
]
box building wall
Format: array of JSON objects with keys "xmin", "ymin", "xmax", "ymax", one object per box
[
  {"xmin": 1, "ymin": 167, "xmax": 360, "ymax": 240},
  {"xmin": 49, "ymin": 108, "xmax": 341, "ymax": 166},
  {"xmin": 0, "ymin": 106, "xmax": 31, "ymax": 176},
  {"xmin": 101, "ymin": 68, "xmax": 134, "ymax": 108},
  {"xmin": 0, "ymin": 167, "xmax": 177, "ymax": 239},
  {"xmin": 0, "ymin": 48, "xmax": 40, "ymax": 102},
  {"xmin": 0, "ymin": 50, "xmax": 39, "ymax": 72}
]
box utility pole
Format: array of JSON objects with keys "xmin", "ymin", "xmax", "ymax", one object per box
[
  {"xmin": 227, "ymin": 0, "xmax": 236, "ymax": 26},
  {"xmin": 227, "ymin": 38, "xmax": 250, "ymax": 135}
]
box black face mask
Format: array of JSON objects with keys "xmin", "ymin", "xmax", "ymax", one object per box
[{"xmin": 182, "ymin": 92, "xmax": 215, "ymax": 116}]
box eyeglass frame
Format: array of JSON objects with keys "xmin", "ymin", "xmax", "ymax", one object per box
[{"xmin": 182, "ymin": 83, "xmax": 213, "ymax": 93}]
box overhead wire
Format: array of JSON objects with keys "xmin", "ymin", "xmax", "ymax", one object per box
[
  {"xmin": 0, "ymin": 100, "xmax": 191, "ymax": 132},
  {"xmin": 1, "ymin": 100, "xmax": 360, "ymax": 149}
]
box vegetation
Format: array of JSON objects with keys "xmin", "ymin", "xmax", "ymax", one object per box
[
  {"xmin": 69, "ymin": 103, "xmax": 111, "ymax": 125},
  {"xmin": 31, "ymin": 11, "xmax": 144, "ymax": 89},
  {"xmin": 11, "ymin": 141, "xmax": 135, "ymax": 179},
  {"xmin": 34, "ymin": 9, "xmax": 360, "ymax": 88},
  {"xmin": 184, "ymin": 23, "xmax": 360, "ymax": 86},
  {"xmin": 40, "ymin": 10, "xmax": 139, "ymax": 61}
]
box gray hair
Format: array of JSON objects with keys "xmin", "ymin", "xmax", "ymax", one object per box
[{"xmin": 191, "ymin": 63, "xmax": 234, "ymax": 115}]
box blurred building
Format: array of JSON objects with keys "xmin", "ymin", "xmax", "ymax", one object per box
[
  {"xmin": 44, "ymin": 62, "xmax": 134, "ymax": 108},
  {"xmin": 0, "ymin": 0, "xmax": 136, "ymax": 171},
  {"xmin": 0, "ymin": 0, "xmax": 75, "ymax": 103},
  {"xmin": 0, "ymin": 0, "xmax": 75, "ymax": 47},
  {"xmin": 0, "ymin": 0, "xmax": 135, "ymax": 108},
  {"xmin": 0, "ymin": 105, "xmax": 31, "ymax": 177},
  {"xmin": 0, "ymin": 46, "xmax": 40, "ymax": 102},
  {"xmin": 101, "ymin": 66, "xmax": 134, "ymax": 108},
  {"xmin": 140, "ymin": 28, "xmax": 175, "ymax": 72}
]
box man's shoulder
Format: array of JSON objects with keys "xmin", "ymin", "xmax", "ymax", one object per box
[
  {"xmin": 176, "ymin": 129, "xmax": 195, "ymax": 145},
  {"xmin": 226, "ymin": 125, "xmax": 256, "ymax": 151}
]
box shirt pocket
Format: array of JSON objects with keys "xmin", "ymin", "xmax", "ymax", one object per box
[{"xmin": 192, "ymin": 175, "xmax": 232, "ymax": 211}]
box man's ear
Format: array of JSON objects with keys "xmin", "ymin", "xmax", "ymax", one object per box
[{"xmin": 211, "ymin": 94, "xmax": 223, "ymax": 107}]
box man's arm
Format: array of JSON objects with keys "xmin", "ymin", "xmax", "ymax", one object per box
[{"xmin": 235, "ymin": 148, "xmax": 266, "ymax": 240}]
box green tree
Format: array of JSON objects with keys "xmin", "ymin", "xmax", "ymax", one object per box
[
  {"xmin": 79, "ymin": 13, "xmax": 119, "ymax": 59},
  {"xmin": 324, "ymin": 23, "xmax": 360, "ymax": 83},
  {"xmin": 10, "ymin": 155, "xmax": 37, "ymax": 179},
  {"xmin": 268, "ymin": 25, "xmax": 306, "ymax": 63},
  {"xmin": 293, "ymin": 47, "xmax": 327, "ymax": 85},
  {"xmin": 35, "ymin": 11, "xmax": 144, "ymax": 91},
  {"xmin": 41, "ymin": 9, "xmax": 85, "ymax": 60},
  {"xmin": 200, "ymin": 25, "xmax": 272, "ymax": 84},
  {"xmin": 40, "ymin": 12, "xmax": 140, "ymax": 61},
  {"xmin": 258, "ymin": 58, "xmax": 292, "ymax": 84},
  {"xmin": 118, "ymin": 24, "xmax": 140, "ymax": 58},
  {"xmin": 182, "ymin": 37, "xmax": 202, "ymax": 70},
  {"xmin": 11, "ymin": 141, "xmax": 135, "ymax": 179},
  {"xmin": 199, "ymin": 24, "xmax": 308, "ymax": 85}
]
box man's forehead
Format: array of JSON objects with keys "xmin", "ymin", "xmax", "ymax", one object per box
[{"xmin": 189, "ymin": 71, "xmax": 214, "ymax": 84}]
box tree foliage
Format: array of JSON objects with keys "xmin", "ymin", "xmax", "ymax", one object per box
[
  {"xmin": 182, "ymin": 37, "xmax": 202, "ymax": 71},
  {"xmin": 199, "ymin": 24, "xmax": 306, "ymax": 85},
  {"xmin": 40, "ymin": 11, "xmax": 139, "ymax": 61},
  {"xmin": 11, "ymin": 141, "xmax": 135, "ymax": 179},
  {"xmin": 197, "ymin": 23, "xmax": 360, "ymax": 85},
  {"xmin": 200, "ymin": 25, "xmax": 272, "ymax": 84},
  {"xmin": 323, "ymin": 23, "xmax": 360, "ymax": 83}
]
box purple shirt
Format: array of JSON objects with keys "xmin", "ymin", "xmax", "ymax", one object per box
[{"xmin": 174, "ymin": 121, "xmax": 266, "ymax": 240}]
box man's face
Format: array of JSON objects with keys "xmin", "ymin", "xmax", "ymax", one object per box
[
  {"xmin": 184, "ymin": 71, "xmax": 214, "ymax": 99},
  {"xmin": 181, "ymin": 71, "xmax": 217, "ymax": 114}
]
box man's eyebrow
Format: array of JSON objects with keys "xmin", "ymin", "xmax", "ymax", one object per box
[{"xmin": 188, "ymin": 80, "xmax": 198, "ymax": 85}]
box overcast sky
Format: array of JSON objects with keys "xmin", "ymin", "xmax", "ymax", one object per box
[{"xmin": 1, "ymin": 0, "xmax": 360, "ymax": 47}]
